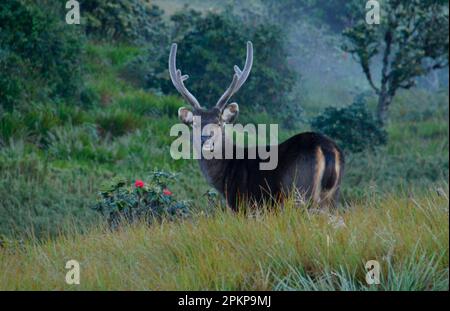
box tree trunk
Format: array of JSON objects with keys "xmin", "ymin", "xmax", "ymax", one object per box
[{"xmin": 377, "ymin": 93, "xmax": 392, "ymax": 126}]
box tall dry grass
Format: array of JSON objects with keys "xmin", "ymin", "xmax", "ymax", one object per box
[{"xmin": 0, "ymin": 188, "xmax": 448, "ymax": 290}]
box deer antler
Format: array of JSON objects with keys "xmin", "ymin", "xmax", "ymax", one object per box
[
  {"xmin": 169, "ymin": 43, "xmax": 202, "ymax": 109},
  {"xmin": 216, "ymin": 41, "xmax": 253, "ymax": 110}
]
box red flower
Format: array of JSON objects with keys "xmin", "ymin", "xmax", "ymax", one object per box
[
  {"xmin": 135, "ymin": 180, "xmax": 145, "ymax": 188},
  {"xmin": 163, "ymin": 188, "xmax": 172, "ymax": 196}
]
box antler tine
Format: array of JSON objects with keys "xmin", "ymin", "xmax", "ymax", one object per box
[
  {"xmin": 215, "ymin": 74, "xmax": 239, "ymax": 110},
  {"xmin": 233, "ymin": 41, "xmax": 253, "ymax": 93},
  {"xmin": 169, "ymin": 43, "xmax": 201, "ymax": 109},
  {"xmin": 216, "ymin": 41, "xmax": 254, "ymax": 110}
]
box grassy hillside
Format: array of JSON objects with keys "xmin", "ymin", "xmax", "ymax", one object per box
[
  {"xmin": 0, "ymin": 43, "xmax": 210, "ymax": 238},
  {"xmin": 0, "ymin": 189, "xmax": 447, "ymax": 290},
  {"xmin": 0, "ymin": 42, "xmax": 448, "ymax": 240}
]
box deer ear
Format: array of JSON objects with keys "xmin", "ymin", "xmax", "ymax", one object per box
[
  {"xmin": 221, "ymin": 103, "xmax": 239, "ymax": 123},
  {"xmin": 178, "ymin": 107, "xmax": 193, "ymax": 125}
]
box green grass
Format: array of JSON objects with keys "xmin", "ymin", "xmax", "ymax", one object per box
[
  {"xmin": 0, "ymin": 40, "xmax": 448, "ymax": 239},
  {"xmin": 0, "ymin": 40, "xmax": 448, "ymax": 291},
  {"xmin": 0, "ymin": 188, "xmax": 447, "ymax": 290}
]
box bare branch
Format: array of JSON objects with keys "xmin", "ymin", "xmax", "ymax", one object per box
[{"xmin": 361, "ymin": 59, "xmax": 381, "ymax": 95}]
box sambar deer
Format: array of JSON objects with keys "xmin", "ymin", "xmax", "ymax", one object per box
[{"xmin": 169, "ymin": 41, "xmax": 344, "ymax": 210}]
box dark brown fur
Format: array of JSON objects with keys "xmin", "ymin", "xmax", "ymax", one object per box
[{"xmin": 199, "ymin": 131, "xmax": 345, "ymax": 210}]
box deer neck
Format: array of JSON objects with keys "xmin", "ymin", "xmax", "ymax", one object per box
[
  {"xmin": 199, "ymin": 157, "xmax": 229, "ymax": 193},
  {"xmin": 197, "ymin": 133, "xmax": 235, "ymax": 194}
]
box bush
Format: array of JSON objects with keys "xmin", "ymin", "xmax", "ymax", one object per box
[
  {"xmin": 95, "ymin": 109, "xmax": 144, "ymax": 137},
  {"xmin": 93, "ymin": 172, "xmax": 190, "ymax": 229},
  {"xmin": 0, "ymin": 102, "xmax": 89, "ymax": 147},
  {"xmin": 83, "ymin": 0, "xmax": 168, "ymax": 45},
  {"xmin": 115, "ymin": 91, "xmax": 183, "ymax": 118},
  {"xmin": 130, "ymin": 9, "xmax": 299, "ymax": 124},
  {"xmin": 47, "ymin": 124, "xmax": 120, "ymax": 163},
  {"xmin": 0, "ymin": 110, "xmax": 26, "ymax": 146},
  {"xmin": 0, "ymin": 0, "xmax": 85, "ymax": 109},
  {"xmin": 310, "ymin": 94, "xmax": 387, "ymax": 153}
]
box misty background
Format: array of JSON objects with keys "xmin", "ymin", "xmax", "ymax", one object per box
[{"xmin": 156, "ymin": 0, "xmax": 448, "ymax": 117}]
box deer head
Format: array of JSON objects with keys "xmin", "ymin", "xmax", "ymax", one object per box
[{"xmin": 169, "ymin": 42, "xmax": 253, "ymax": 153}]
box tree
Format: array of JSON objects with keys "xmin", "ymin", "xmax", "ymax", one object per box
[
  {"xmin": 343, "ymin": 0, "xmax": 449, "ymax": 125},
  {"xmin": 83, "ymin": 0, "xmax": 167, "ymax": 44},
  {"xmin": 0, "ymin": 0, "xmax": 85, "ymax": 110},
  {"xmin": 135, "ymin": 9, "xmax": 299, "ymax": 126}
]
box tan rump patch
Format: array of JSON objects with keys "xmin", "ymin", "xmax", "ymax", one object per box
[
  {"xmin": 313, "ymin": 147, "xmax": 326, "ymax": 203},
  {"xmin": 333, "ymin": 148, "xmax": 341, "ymax": 191},
  {"xmin": 321, "ymin": 148, "xmax": 341, "ymax": 203}
]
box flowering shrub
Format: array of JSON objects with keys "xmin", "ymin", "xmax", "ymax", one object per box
[{"xmin": 93, "ymin": 171, "xmax": 189, "ymax": 229}]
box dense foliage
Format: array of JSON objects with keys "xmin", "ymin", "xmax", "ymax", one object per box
[
  {"xmin": 311, "ymin": 94, "xmax": 387, "ymax": 153},
  {"xmin": 0, "ymin": 0, "xmax": 85, "ymax": 110},
  {"xmin": 83, "ymin": 0, "xmax": 168, "ymax": 44}
]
